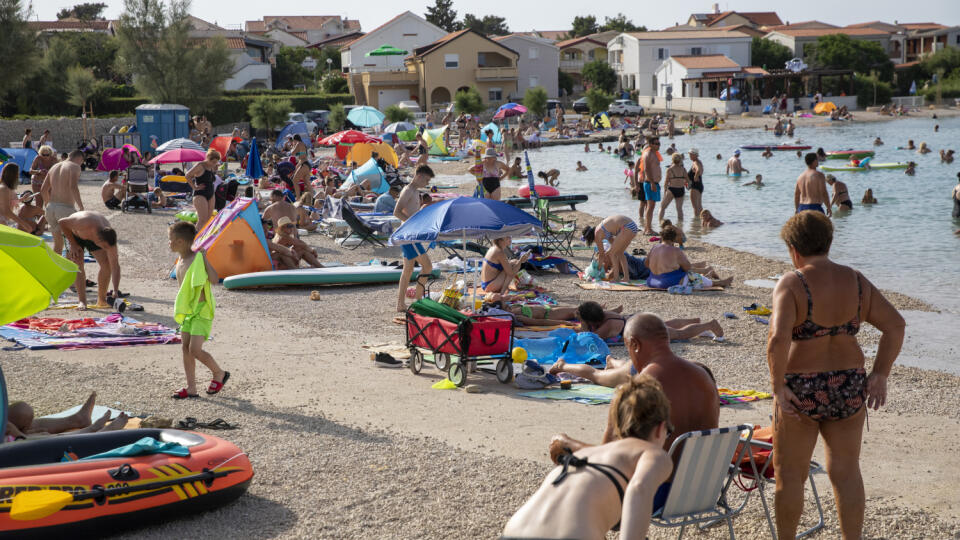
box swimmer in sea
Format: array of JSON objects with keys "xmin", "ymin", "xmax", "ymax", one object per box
[
  {"xmin": 861, "ymin": 188, "xmax": 878, "ymax": 204},
  {"xmin": 940, "ymin": 149, "xmax": 954, "ymax": 164},
  {"xmin": 918, "ymin": 142, "xmax": 932, "ymax": 154},
  {"xmin": 576, "ymin": 161, "xmax": 588, "ymax": 172},
  {"xmin": 796, "ymin": 150, "xmax": 803, "ymax": 158},
  {"xmin": 816, "ymin": 148, "xmax": 827, "ymax": 162},
  {"xmin": 584, "ymin": 143, "xmax": 590, "ymax": 152},
  {"xmin": 726, "ymin": 149, "xmax": 748, "ymax": 177},
  {"xmin": 826, "ymin": 174, "xmax": 853, "ymax": 210},
  {"xmin": 762, "ymin": 147, "xmax": 774, "ymax": 159},
  {"xmin": 874, "ymin": 136, "xmax": 884, "ymax": 146},
  {"xmin": 743, "ymin": 174, "xmax": 764, "ymax": 187},
  {"xmin": 905, "ymin": 140, "xmax": 916, "ymax": 150},
  {"xmin": 716, "ymin": 153, "xmax": 722, "ymax": 160},
  {"xmin": 905, "ymin": 161, "xmax": 917, "ymax": 176}
]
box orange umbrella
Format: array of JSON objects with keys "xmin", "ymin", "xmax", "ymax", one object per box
[{"xmin": 209, "ymin": 136, "xmax": 242, "ymax": 161}]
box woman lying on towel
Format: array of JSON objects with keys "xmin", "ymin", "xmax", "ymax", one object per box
[
  {"xmin": 502, "ymin": 375, "xmax": 673, "ymax": 540},
  {"xmin": 480, "ymin": 236, "xmax": 531, "ymax": 293},
  {"xmin": 505, "ymin": 303, "xmax": 623, "ymax": 327},
  {"xmin": 645, "ymin": 226, "xmax": 733, "ymax": 289}
]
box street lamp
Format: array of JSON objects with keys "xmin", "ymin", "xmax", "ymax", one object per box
[{"xmin": 326, "ymin": 57, "xmax": 333, "ymax": 73}]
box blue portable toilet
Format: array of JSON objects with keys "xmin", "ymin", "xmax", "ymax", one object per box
[{"xmin": 135, "ymin": 104, "xmax": 190, "ymax": 149}]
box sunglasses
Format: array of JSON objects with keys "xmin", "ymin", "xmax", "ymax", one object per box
[{"xmin": 282, "ymin": 224, "xmax": 295, "ymax": 229}]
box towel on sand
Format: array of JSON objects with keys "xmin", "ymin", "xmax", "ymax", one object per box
[{"xmin": 520, "ymin": 385, "xmax": 772, "ymax": 406}]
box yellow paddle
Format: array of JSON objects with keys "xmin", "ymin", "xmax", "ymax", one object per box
[{"xmin": 10, "ymin": 469, "xmax": 228, "ymax": 521}]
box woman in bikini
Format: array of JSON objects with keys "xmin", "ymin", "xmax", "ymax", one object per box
[
  {"xmin": 582, "ymin": 214, "xmax": 638, "ymax": 283},
  {"xmin": 502, "ymin": 375, "xmax": 673, "ymax": 540},
  {"xmin": 479, "ymin": 147, "xmax": 509, "ymax": 200},
  {"xmin": 767, "ymin": 211, "xmax": 904, "ymax": 540},
  {"xmin": 480, "ymin": 236, "xmax": 531, "ymax": 293},
  {"xmin": 658, "ymin": 153, "xmax": 687, "ymax": 224},
  {"xmin": 185, "ymin": 149, "xmax": 221, "ymax": 228}
]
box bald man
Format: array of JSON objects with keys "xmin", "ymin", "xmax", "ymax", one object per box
[{"xmin": 550, "ymin": 313, "xmax": 720, "ymax": 456}]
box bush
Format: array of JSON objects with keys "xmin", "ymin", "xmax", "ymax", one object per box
[
  {"xmin": 919, "ymin": 76, "xmax": 960, "ymax": 100},
  {"xmin": 329, "ymin": 104, "xmax": 347, "ymax": 131},
  {"xmin": 854, "ymin": 74, "xmax": 894, "ymax": 108},
  {"xmin": 585, "ymin": 87, "xmax": 613, "ymax": 114},
  {"xmin": 454, "ymin": 86, "xmax": 484, "ymax": 115},
  {"xmin": 523, "ymin": 86, "xmax": 548, "ymax": 118},
  {"xmin": 322, "ymin": 75, "xmax": 349, "ymax": 94},
  {"xmin": 384, "ymin": 105, "xmax": 412, "ymax": 123},
  {"xmin": 248, "ymin": 97, "xmax": 293, "ymax": 134}
]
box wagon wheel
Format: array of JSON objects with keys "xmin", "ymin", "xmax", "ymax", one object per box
[
  {"xmin": 495, "ymin": 358, "xmax": 514, "ymax": 384},
  {"xmin": 409, "ymin": 349, "xmax": 423, "ymax": 374},
  {"xmin": 448, "ymin": 362, "xmax": 466, "ymax": 387},
  {"xmin": 434, "ymin": 352, "xmax": 450, "ymax": 372}
]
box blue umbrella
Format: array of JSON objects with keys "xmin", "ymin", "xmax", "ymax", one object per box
[
  {"xmin": 246, "ymin": 137, "xmax": 264, "ymax": 179},
  {"xmin": 275, "ymin": 122, "xmax": 313, "ymax": 150},
  {"xmin": 347, "ymin": 106, "xmax": 385, "ymax": 128}
]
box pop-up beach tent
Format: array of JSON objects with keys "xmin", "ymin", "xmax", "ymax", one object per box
[
  {"xmin": 275, "ymin": 122, "xmax": 313, "ymax": 150},
  {"xmin": 423, "ymin": 126, "xmax": 449, "ymax": 156},
  {"xmin": 347, "ymin": 158, "xmax": 390, "ymax": 194},
  {"xmin": 192, "ymin": 198, "xmax": 272, "ymax": 278},
  {"xmin": 0, "ymin": 148, "xmax": 38, "ymax": 180},
  {"xmin": 480, "ymin": 122, "xmax": 502, "ymax": 144},
  {"xmin": 346, "ymin": 142, "xmax": 399, "ymax": 168}
]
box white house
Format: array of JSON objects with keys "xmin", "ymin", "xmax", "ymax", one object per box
[
  {"xmin": 340, "ymin": 11, "xmax": 446, "ymax": 74},
  {"xmin": 245, "ymin": 16, "xmax": 360, "ymax": 45},
  {"xmin": 654, "ymin": 54, "xmax": 741, "ymax": 97},
  {"xmin": 607, "ymin": 30, "xmax": 752, "ymax": 96},
  {"xmin": 493, "ymin": 34, "xmax": 560, "ymax": 99},
  {"xmin": 189, "ymin": 18, "xmax": 276, "ymax": 91},
  {"xmin": 763, "ymin": 28, "xmax": 892, "ymax": 59}
]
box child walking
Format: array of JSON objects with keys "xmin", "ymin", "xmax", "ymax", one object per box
[{"xmin": 169, "ymin": 222, "xmax": 229, "ymax": 399}]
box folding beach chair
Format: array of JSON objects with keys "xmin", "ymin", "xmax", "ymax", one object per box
[
  {"xmin": 651, "ymin": 424, "xmax": 766, "ymax": 540},
  {"xmin": 533, "ymin": 198, "xmax": 577, "ymax": 256},
  {"xmin": 340, "ymin": 203, "xmax": 387, "ymax": 250}
]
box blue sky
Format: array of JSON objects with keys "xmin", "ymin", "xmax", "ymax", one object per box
[{"xmin": 33, "ymin": 0, "xmax": 959, "ymax": 32}]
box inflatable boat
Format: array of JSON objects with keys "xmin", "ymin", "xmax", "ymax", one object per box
[
  {"xmin": 825, "ymin": 150, "xmax": 875, "ymax": 160},
  {"xmin": 739, "ymin": 144, "xmax": 812, "ymax": 151},
  {"xmin": 821, "ymin": 162, "xmax": 908, "ymax": 172},
  {"xmin": 504, "ymin": 194, "xmax": 588, "ymax": 210},
  {"xmin": 0, "ymin": 429, "xmax": 253, "ymax": 538}
]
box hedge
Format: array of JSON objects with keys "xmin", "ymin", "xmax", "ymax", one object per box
[{"xmin": 97, "ymin": 93, "xmax": 354, "ymax": 125}]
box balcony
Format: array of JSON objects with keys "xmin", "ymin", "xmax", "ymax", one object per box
[
  {"xmin": 361, "ymin": 70, "xmax": 418, "ymax": 86},
  {"xmin": 560, "ymin": 59, "xmax": 584, "ymax": 71},
  {"xmin": 475, "ymin": 66, "xmax": 517, "ymax": 80}
]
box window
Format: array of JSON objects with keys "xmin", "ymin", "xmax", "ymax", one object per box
[
  {"xmin": 529, "ymin": 47, "xmax": 539, "ymax": 59},
  {"xmin": 444, "ymin": 54, "xmax": 459, "ymax": 69},
  {"xmin": 588, "ymin": 50, "xmax": 595, "ymax": 60},
  {"xmin": 691, "ymin": 47, "xmax": 702, "ymax": 55},
  {"xmin": 529, "ymin": 76, "xmax": 539, "ymax": 88},
  {"xmin": 489, "ymin": 87, "xmax": 502, "ymax": 101},
  {"xmin": 657, "ymin": 48, "xmax": 668, "ymax": 60},
  {"xmin": 477, "ymin": 52, "xmax": 486, "ymax": 66}
]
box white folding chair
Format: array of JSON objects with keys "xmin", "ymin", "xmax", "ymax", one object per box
[{"xmin": 744, "ymin": 438, "xmax": 825, "ymax": 539}]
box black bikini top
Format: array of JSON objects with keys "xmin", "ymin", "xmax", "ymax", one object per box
[
  {"xmin": 791, "ymin": 270, "xmax": 862, "ymax": 340},
  {"xmin": 553, "ymin": 448, "xmax": 629, "ymax": 530}
]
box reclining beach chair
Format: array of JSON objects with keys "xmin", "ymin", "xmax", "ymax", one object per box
[
  {"xmin": 650, "ymin": 424, "xmax": 766, "ymax": 539},
  {"xmin": 340, "ymin": 203, "xmax": 387, "ymax": 250},
  {"xmin": 533, "ymin": 198, "xmax": 576, "ymax": 256},
  {"xmin": 121, "ymin": 165, "xmax": 151, "ymax": 214}
]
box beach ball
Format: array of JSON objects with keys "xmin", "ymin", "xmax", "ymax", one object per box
[{"xmin": 512, "ymin": 347, "xmax": 528, "ymax": 363}]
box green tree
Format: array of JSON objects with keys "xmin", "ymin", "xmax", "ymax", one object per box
[
  {"xmin": 523, "ymin": 86, "xmax": 548, "ymax": 117},
  {"xmin": 384, "ymin": 105, "xmax": 413, "ymax": 123},
  {"xmin": 808, "ymin": 34, "xmax": 893, "ymax": 81},
  {"xmin": 462, "ymin": 14, "xmax": 509, "ymax": 36},
  {"xmin": 48, "ymin": 33, "xmax": 121, "ymax": 82},
  {"xmin": 751, "ymin": 37, "xmax": 793, "ymax": 71},
  {"xmin": 921, "ymin": 47, "xmax": 960, "ymax": 80},
  {"xmin": 600, "ymin": 13, "xmax": 644, "ymax": 33},
  {"xmin": 18, "ymin": 37, "xmax": 77, "ymax": 115},
  {"xmin": 316, "ymin": 46, "xmax": 342, "ymax": 72},
  {"xmin": 329, "ymin": 104, "xmax": 347, "ymax": 131},
  {"xmin": 585, "ymin": 87, "xmax": 613, "ymax": 114},
  {"xmin": 854, "ymin": 73, "xmax": 893, "ymax": 108},
  {"xmin": 57, "ymin": 2, "xmax": 107, "ymax": 20},
  {"xmin": 569, "ymin": 16, "xmax": 598, "ymax": 38},
  {"xmin": 0, "ymin": 0, "xmax": 38, "ymax": 102},
  {"xmin": 454, "ymin": 86, "xmax": 485, "ymax": 115},
  {"xmin": 425, "ymin": 0, "xmax": 461, "ymax": 32},
  {"xmin": 65, "ymin": 65, "xmax": 109, "ymax": 113},
  {"xmin": 558, "ymin": 70, "xmax": 574, "ymax": 97},
  {"xmin": 115, "ymin": 0, "xmax": 232, "ymax": 110},
  {"xmin": 247, "ymin": 97, "xmax": 292, "ymax": 135},
  {"xmin": 582, "ymin": 59, "xmax": 616, "ymax": 93},
  {"xmin": 321, "ymin": 74, "xmax": 349, "ymax": 94},
  {"xmin": 273, "ymin": 46, "xmax": 312, "ymax": 89}
]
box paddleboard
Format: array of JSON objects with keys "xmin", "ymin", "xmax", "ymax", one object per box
[
  {"xmin": 223, "ymin": 266, "xmax": 439, "ymax": 289},
  {"xmin": 826, "ymin": 150, "xmax": 875, "ymax": 160},
  {"xmin": 821, "ymin": 162, "xmax": 908, "ymax": 172}
]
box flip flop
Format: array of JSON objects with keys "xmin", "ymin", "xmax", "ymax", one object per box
[
  {"xmin": 172, "ymin": 388, "xmax": 200, "ymax": 399},
  {"xmin": 206, "ymin": 371, "xmax": 230, "ymax": 395}
]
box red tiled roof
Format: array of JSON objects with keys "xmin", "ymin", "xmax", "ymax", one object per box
[
  {"xmin": 344, "ymin": 19, "xmax": 361, "ymax": 31},
  {"xmin": 767, "ymin": 21, "xmax": 838, "ymax": 31},
  {"xmin": 742, "ymin": 66, "xmax": 769, "ymax": 75},
  {"xmin": 412, "ymin": 28, "xmax": 517, "ymax": 59},
  {"xmin": 707, "ymin": 11, "xmax": 783, "ymax": 28},
  {"xmin": 774, "ymin": 28, "xmax": 890, "ymax": 38},
  {"xmin": 901, "ymin": 23, "xmax": 947, "ymax": 30},
  {"xmin": 671, "ymin": 54, "xmax": 740, "ymax": 69},
  {"xmin": 28, "ymin": 20, "xmax": 111, "ymax": 31},
  {"xmin": 554, "ymin": 36, "xmax": 606, "ymax": 49},
  {"xmin": 895, "ymin": 61, "xmax": 921, "ymax": 68}
]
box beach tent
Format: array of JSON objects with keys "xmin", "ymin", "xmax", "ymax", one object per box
[
  {"xmin": 396, "ymin": 129, "xmax": 418, "ymax": 142},
  {"xmin": 275, "ymin": 122, "xmax": 313, "ymax": 150},
  {"xmin": 814, "ymin": 102, "xmax": 837, "ymax": 115},
  {"xmin": 347, "ymin": 158, "xmax": 390, "ymax": 194},
  {"xmin": 192, "ymin": 198, "xmax": 272, "ymax": 278},
  {"xmin": 96, "ymin": 145, "xmax": 141, "ymax": 172},
  {"xmin": 591, "ymin": 113, "xmax": 611, "ymax": 129},
  {"xmin": 1, "ymin": 148, "xmax": 38, "ymax": 180},
  {"xmin": 480, "ymin": 122, "xmax": 502, "ymax": 144},
  {"xmin": 423, "ymin": 126, "xmax": 449, "ymax": 156},
  {"xmin": 346, "ymin": 142, "xmax": 399, "ymax": 168},
  {"xmin": 209, "ymin": 136, "xmax": 242, "ymax": 161}
]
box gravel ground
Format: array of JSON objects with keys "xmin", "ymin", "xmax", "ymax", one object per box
[{"xmin": 4, "ymin": 139, "xmax": 960, "ymax": 538}]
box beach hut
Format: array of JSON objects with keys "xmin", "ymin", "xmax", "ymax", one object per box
[{"xmin": 192, "ymin": 198, "xmax": 272, "ymax": 278}]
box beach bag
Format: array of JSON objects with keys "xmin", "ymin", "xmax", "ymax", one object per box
[{"xmin": 733, "ymin": 425, "xmax": 775, "ymax": 491}]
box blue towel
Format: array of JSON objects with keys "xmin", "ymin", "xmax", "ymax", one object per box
[{"xmin": 76, "ymin": 436, "xmax": 190, "ymax": 461}]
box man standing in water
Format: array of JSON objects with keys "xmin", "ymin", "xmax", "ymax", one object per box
[
  {"xmin": 394, "ymin": 165, "xmax": 435, "ymax": 312},
  {"xmin": 826, "ymin": 174, "xmax": 853, "ymax": 211},
  {"xmin": 638, "ymin": 136, "xmax": 662, "ymax": 235},
  {"xmin": 726, "ymin": 149, "xmax": 748, "ymax": 177},
  {"xmin": 41, "ymin": 150, "xmax": 85, "ymax": 255},
  {"xmin": 794, "ymin": 153, "xmax": 831, "ymax": 217}
]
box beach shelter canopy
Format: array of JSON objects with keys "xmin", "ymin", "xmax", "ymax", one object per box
[
  {"xmin": 319, "ymin": 130, "xmax": 378, "ymax": 146},
  {"xmin": 346, "ymin": 142, "xmax": 399, "ymax": 168},
  {"xmin": 0, "ymin": 148, "xmax": 38, "ymax": 179},
  {"xmin": 389, "ymin": 197, "xmax": 542, "ymax": 244},
  {"xmin": 210, "ymin": 136, "xmax": 242, "ymax": 161},
  {"xmin": 346, "ymin": 158, "xmax": 389, "ymax": 195},
  {"xmin": 480, "ymin": 122, "xmax": 502, "ymax": 144},
  {"xmin": 96, "ymin": 145, "xmax": 141, "ymax": 171},
  {"xmin": 149, "ymin": 148, "xmax": 206, "ymax": 164},
  {"xmin": 814, "ymin": 101, "xmax": 837, "ymax": 114},
  {"xmin": 276, "ymin": 122, "xmax": 313, "ymax": 150},
  {"xmin": 155, "ymin": 138, "xmax": 203, "ymax": 152},
  {"xmin": 493, "ymin": 103, "xmax": 526, "ymax": 120},
  {"xmin": 192, "ymin": 198, "xmax": 272, "ymax": 278},
  {"xmin": 245, "ymin": 137, "xmax": 264, "ymax": 179},
  {"xmin": 0, "ymin": 225, "xmax": 78, "ymax": 326},
  {"xmin": 422, "ymin": 126, "xmax": 448, "ymax": 156},
  {"xmin": 365, "ymin": 44, "xmax": 408, "ymax": 56},
  {"xmin": 347, "ymin": 106, "xmax": 385, "ymax": 128},
  {"xmin": 591, "ymin": 112, "xmax": 611, "ymax": 129},
  {"xmin": 384, "ymin": 122, "xmax": 416, "ymax": 134}
]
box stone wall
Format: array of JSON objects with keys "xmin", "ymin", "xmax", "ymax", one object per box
[{"xmin": 0, "ymin": 116, "xmax": 135, "ymax": 151}]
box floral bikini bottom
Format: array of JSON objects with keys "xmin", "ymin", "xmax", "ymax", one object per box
[{"xmin": 784, "ymin": 367, "xmax": 866, "ymax": 421}]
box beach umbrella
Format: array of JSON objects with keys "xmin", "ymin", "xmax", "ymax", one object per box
[
  {"xmin": 0, "ymin": 225, "xmax": 79, "ymax": 326},
  {"xmin": 347, "ymin": 106, "xmax": 386, "ymax": 128},
  {"xmin": 275, "ymin": 122, "xmax": 313, "ymax": 150},
  {"xmin": 155, "ymin": 138, "xmax": 204, "ymax": 153},
  {"xmin": 493, "ymin": 103, "xmax": 526, "ymax": 120},
  {"xmin": 384, "ymin": 121, "xmax": 416, "ymax": 134},
  {"xmin": 909, "ymin": 80, "xmax": 917, "ymax": 95},
  {"xmin": 318, "ymin": 130, "xmax": 378, "ymax": 146},
  {"xmin": 149, "ymin": 148, "xmax": 207, "ymax": 164},
  {"xmin": 245, "ymin": 137, "xmax": 264, "ymax": 179},
  {"xmin": 365, "ymin": 44, "xmax": 408, "ymax": 56}
]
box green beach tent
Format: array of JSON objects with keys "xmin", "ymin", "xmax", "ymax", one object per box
[{"xmin": 0, "ymin": 225, "xmax": 78, "ymax": 326}]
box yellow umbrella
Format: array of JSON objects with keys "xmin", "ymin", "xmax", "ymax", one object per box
[
  {"xmin": 0, "ymin": 225, "xmax": 78, "ymax": 326},
  {"xmin": 814, "ymin": 101, "xmax": 837, "ymax": 115},
  {"xmin": 346, "ymin": 143, "xmax": 374, "ymax": 165},
  {"xmin": 370, "ymin": 142, "xmax": 399, "ymax": 167}
]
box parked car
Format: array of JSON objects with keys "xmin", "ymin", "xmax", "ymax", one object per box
[
  {"xmin": 305, "ymin": 110, "xmax": 330, "ymax": 133},
  {"xmin": 785, "ymin": 58, "xmax": 808, "ymax": 73},
  {"xmin": 286, "ymin": 112, "xmax": 317, "ymax": 135},
  {"xmin": 607, "ymin": 99, "xmax": 644, "ymax": 116},
  {"xmin": 572, "ymin": 97, "xmax": 590, "ymax": 114}
]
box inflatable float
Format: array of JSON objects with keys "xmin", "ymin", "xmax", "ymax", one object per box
[
  {"xmin": 504, "ymin": 194, "xmax": 588, "ymax": 211},
  {"xmin": 0, "ymin": 429, "xmax": 252, "ymax": 538},
  {"xmin": 223, "ymin": 266, "xmax": 440, "ymax": 290},
  {"xmin": 821, "ymin": 162, "xmax": 908, "ymax": 172},
  {"xmin": 517, "ymin": 185, "xmax": 560, "ymax": 198},
  {"xmin": 825, "ymin": 150, "xmax": 875, "ymax": 160},
  {"xmin": 740, "ymin": 144, "xmax": 812, "ymax": 151}
]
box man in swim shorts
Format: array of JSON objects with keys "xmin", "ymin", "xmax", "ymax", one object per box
[
  {"xmin": 794, "ymin": 153, "xmax": 831, "ymax": 217},
  {"xmin": 826, "ymin": 174, "xmax": 853, "ymax": 211},
  {"xmin": 58, "ymin": 211, "xmax": 122, "ymax": 311},
  {"xmin": 639, "ymin": 137, "xmax": 662, "ymax": 235},
  {"xmin": 726, "ymin": 149, "xmax": 748, "ymax": 177},
  {"xmin": 394, "ymin": 165, "xmax": 435, "ymax": 312},
  {"xmin": 101, "ymin": 170, "xmax": 125, "ymax": 210},
  {"xmin": 41, "ymin": 150, "xmax": 85, "ymax": 255}
]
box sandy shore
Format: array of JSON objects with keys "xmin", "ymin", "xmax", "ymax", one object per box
[{"xmin": 5, "ymin": 138, "xmax": 960, "ymax": 538}]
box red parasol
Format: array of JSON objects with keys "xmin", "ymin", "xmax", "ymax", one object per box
[{"xmin": 318, "ymin": 130, "xmax": 379, "ymax": 146}]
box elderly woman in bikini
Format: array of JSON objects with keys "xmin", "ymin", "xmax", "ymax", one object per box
[
  {"xmin": 480, "ymin": 236, "xmax": 531, "ymax": 293},
  {"xmin": 767, "ymin": 211, "xmax": 904, "ymax": 540},
  {"xmin": 582, "ymin": 214, "xmax": 638, "ymax": 282}
]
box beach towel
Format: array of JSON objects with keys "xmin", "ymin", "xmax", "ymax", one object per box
[
  {"xmin": 1, "ymin": 315, "xmax": 181, "ymax": 350},
  {"xmin": 576, "ymin": 281, "xmax": 724, "ymax": 292},
  {"xmin": 78, "ymin": 436, "xmax": 190, "ymax": 461},
  {"xmin": 520, "ymin": 385, "xmax": 773, "ymax": 406},
  {"xmin": 174, "ymin": 254, "xmax": 215, "ymax": 324}
]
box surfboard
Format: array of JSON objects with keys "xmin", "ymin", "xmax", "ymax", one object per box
[
  {"xmin": 821, "ymin": 162, "xmax": 909, "ymax": 172},
  {"xmin": 223, "ymin": 266, "xmax": 439, "ymax": 289}
]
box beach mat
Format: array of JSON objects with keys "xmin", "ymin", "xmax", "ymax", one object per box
[
  {"xmin": 520, "ymin": 385, "xmax": 771, "ymax": 406},
  {"xmin": 1, "ymin": 315, "xmax": 180, "ymax": 350},
  {"xmin": 577, "ymin": 282, "xmax": 724, "ymax": 292}
]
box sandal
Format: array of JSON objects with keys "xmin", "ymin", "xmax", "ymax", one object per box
[
  {"xmin": 172, "ymin": 388, "xmax": 200, "ymax": 399},
  {"xmin": 206, "ymin": 371, "xmax": 230, "ymax": 395}
]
